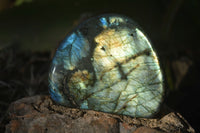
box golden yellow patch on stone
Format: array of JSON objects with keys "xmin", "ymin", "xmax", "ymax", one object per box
[{"xmin": 68, "ymin": 70, "xmax": 93, "ymax": 90}]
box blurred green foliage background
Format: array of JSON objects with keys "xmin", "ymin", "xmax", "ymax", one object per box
[{"xmin": 0, "ymin": 0, "xmax": 199, "ymax": 52}]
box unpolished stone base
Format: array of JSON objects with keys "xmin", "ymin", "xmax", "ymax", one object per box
[{"xmin": 5, "ymin": 95, "xmax": 195, "ymax": 133}]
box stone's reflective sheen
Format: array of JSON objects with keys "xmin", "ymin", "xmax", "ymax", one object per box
[{"xmin": 49, "ymin": 14, "xmax": 164, "ymax": 117}]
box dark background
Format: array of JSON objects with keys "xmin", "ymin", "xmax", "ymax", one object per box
[{"xmin": 0, "ymin": 0, "xmax": 200, "ymax": 132}]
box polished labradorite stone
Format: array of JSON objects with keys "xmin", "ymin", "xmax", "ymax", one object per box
[{"xmin": 49, "ymin": 14, "xmax": 164, "ymax": 117}]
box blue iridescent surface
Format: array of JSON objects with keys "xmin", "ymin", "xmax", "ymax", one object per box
[{"xmin": 49, "ymin": 14, "xmax": 164, "ymax": 117}]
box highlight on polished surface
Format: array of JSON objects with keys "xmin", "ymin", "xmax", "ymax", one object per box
[{"xmin": 49, "ymin": 14, "xmax": 164, "ymax": 117}]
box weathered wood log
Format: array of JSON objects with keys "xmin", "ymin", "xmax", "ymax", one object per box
[{"xmin": 5, "ymin": 95, "xmax": 195, "ymax": 133}]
